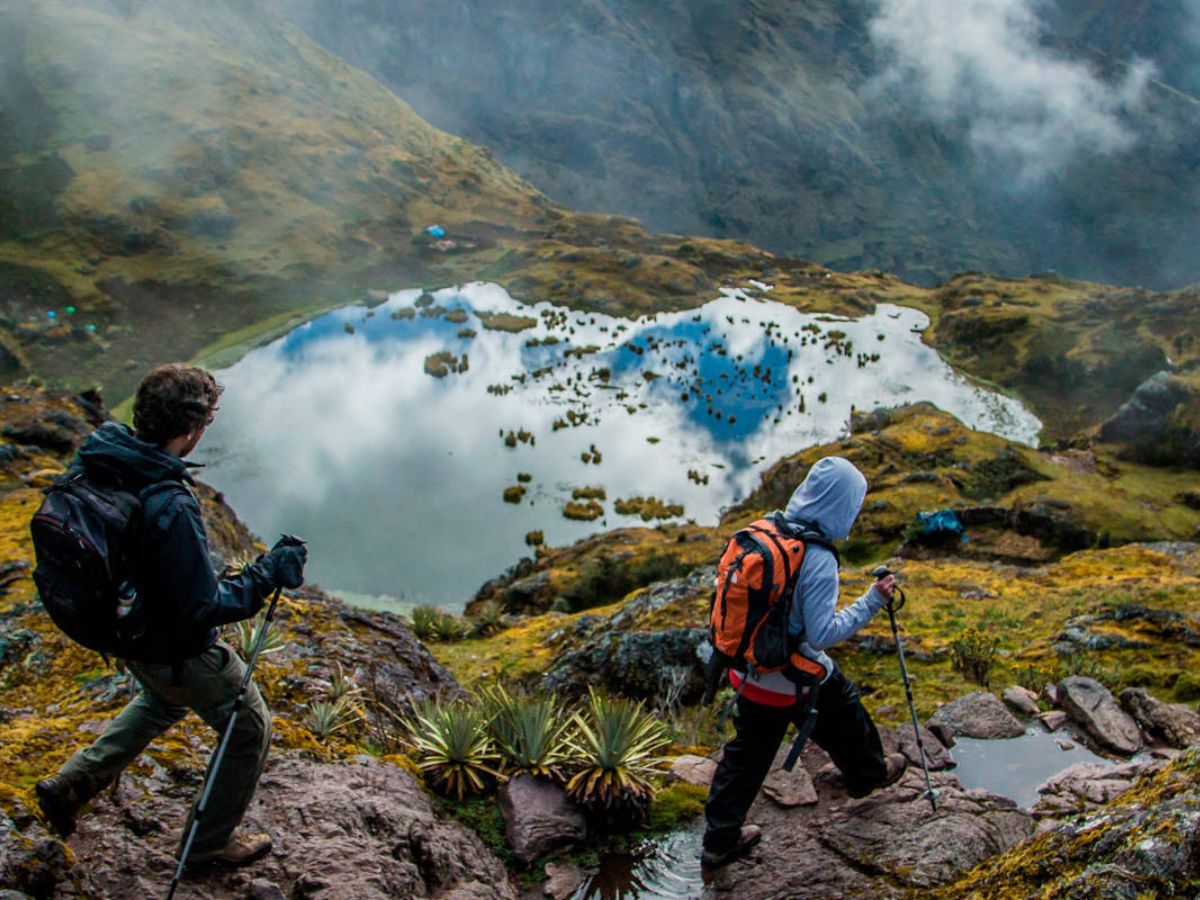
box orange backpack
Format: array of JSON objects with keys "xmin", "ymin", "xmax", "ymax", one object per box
[{"xmin": 704, "ymin": 512, "xmax": 837, "ymax": 692}]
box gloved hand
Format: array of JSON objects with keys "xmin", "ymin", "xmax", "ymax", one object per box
[{"xmin": 255, "ymin": 534, "xmax": 308, "ymax": 590}]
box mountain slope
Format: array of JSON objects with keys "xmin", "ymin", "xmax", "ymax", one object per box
[{"xmin": 272, "ymin": 0, "xmax": 1200, "ymax": 288}]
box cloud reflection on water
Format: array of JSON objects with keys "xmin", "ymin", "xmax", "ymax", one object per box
[{"xmin": 199, "ymin": 282, "xmax": 1040, "ymax": 609}]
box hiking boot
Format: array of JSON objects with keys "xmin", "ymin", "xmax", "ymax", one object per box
[
  {"xmin": 701, "ymin": 825, "xmax": 762, "ymax": 869},
  {"xmin": 847, "ymin": 752, "xmax": 909, "ymax": 798},
  {"xmin": 36, "ymin": 773, "xmax": 90, "ymax": 837},
  {"xmin": 187, "ymin": 831, "xmax": 273, "ymax": 869}
]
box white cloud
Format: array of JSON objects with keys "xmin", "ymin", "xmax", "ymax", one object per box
[{"xmin": 868, "ymin": 0, "xmax": 1155, "ymax": 182}]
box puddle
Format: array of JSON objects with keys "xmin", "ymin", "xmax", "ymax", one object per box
[
  {"xmin": 573, "ymin": 828, "xmax": 706, "ymax": 900},
  {"xmin": 950, "ymin": 726, "xmax": 1113, "ymax": 809},
  {"xmin": 199, "ymin": 282, "xmax": 1040, "ymax": 608}
]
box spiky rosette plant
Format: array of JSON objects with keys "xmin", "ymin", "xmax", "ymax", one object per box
[
  {"xmin": 402, "ymin": 699, "xmax": 499, "ymax": 801},
  {"xmin": 565, "ymin": 688, "xmax": 670, "ymax": 827},
  {"xmin": 303, "ymin": 694, "xmax": 360, "ymax": 742},
  {"xmin": 481, "ymin": 686, "xmax": 571, "ymax": 781},
  {"xmin": 233, "ymin": 612, "xmax": 285, "ymax": 659}
]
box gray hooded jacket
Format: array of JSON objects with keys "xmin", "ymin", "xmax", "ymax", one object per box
[{"xmin": 735, "ymin": 456, "xmax": 885, "ymax": 697}]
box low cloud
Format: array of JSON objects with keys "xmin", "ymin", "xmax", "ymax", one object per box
[{"xmin": 867, "ymin": 0, "xmax": 1155, "ymax": 183}]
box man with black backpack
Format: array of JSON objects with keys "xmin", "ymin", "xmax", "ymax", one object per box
[
  {"xmin": 701, "ymin": 456, "xmax": 908, "ymax": 869},
  {"xmin": 33, "ymin": 364, "xmax": 307, "ymax": 869}
]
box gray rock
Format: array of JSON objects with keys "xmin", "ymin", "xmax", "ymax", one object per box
[
  {"xmin": 1002, "ymin": 686, "xmax": 1041, "ymax": 717},
  {"xmin": 542, "ymin": 862, "xmax": 584, "ymax": 900},
  {"xmin": 1120, "ymin": 687, "xmax": 1200, "ymax": 749},
  {"xmin": 763, "ymin": 765, "xmax": 818, "ymax": 807},
  {"xmin": 928, "ymin": 692, "xmax": 1025, "ymax": 740},
  {"xmin": 1057, "ymin": 676, "xmax": 1142, "ymax": 755},
  {"xmin": 881, "ymin": 725, "xmax": 956, "ymax": 770},
  {"xmin": 666, "ymin": 754, "xmax": 716, "ymax": 787},
  {"xmin": 498, "ymin": 774, "xmax": 587, "ymax": 864},
  {"xmin": 1039, "ymin": 710, "xmax": 1069, "ymax": 732},
  {"xmin": 247, "ymin": 879, "xmax": 287, "ymax": 900},
  {"xmin": 541, "ymin": 627, "xmax": 705, "ymax": 701}
]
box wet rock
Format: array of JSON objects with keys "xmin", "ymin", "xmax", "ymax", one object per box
[
  {"xmin": 928, "ymin": 692, "xmax": 1025, "ymax": 740},
  {"xmin": 763, "ymin": 766, "xmax": 818, "ymax": 807},
  {"xmin": 666, "ymin": 754, "xmax": 716, "ymax": 787},
  {"xmin": 1032, "ymin": 758, "xmax": 1165, "ymax": 818},
  {"xmin": 542, "ymin": 862, "xmax": 583, "ymax": 900},
  {"xmin": 498, "ymin": 774, "xmax": 586, "ymax": 864},
  {"xmin": 1002, "ymin": 686, "xmax": 1040, "ymax": 717},
  {"xmin": 1120, "ymin": 687, "xmax": 1200, "ymax": 749},
  {"xmin": 881, "ymin": 724, "xmax": 956, "ymax": 770},
  {"xmin": 1057, "ymin": 676, "xmax": 1142, "ymax": 755}
]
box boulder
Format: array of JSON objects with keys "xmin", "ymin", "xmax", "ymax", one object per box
[
  {"xmin": 1057, "ymin": 677, "xmax": 1142, "ymax": 755},
  {"xmin": 1002, "ymin": 686, "xmax": 1040, "ymax": 717},
  {"xmin": 881, "ymin": 724, "xmax": 956, "ymax": 770},
  {"xmin": 1120, "ymin": 687, "xmax": 1200, "ymax": 749},
  {"xmin": 928, "ymin": 692, "xmax": 1025, "ymax": 740},
  {"xmin": 666, "ymin": 754, "xmax": 716, "ymax": 787},
  {"xmin": 542, "ymin": 862, "xmax": 584, "ymax": 900},
  {"xmin": 763, "ymin": 765, "xmax": 818, "ymax": 808},
  {"xmin": 498, "ymin": 774, "xmax": 587, "ymax": 864}
]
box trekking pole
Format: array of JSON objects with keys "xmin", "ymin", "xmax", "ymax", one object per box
[
  {"xmin": 166, "ymin": 586, "xmax": 283, "ymax": 899},
  {"xmin": 872, "ymin": 566, "xmax": 938, "ymax": 814}
]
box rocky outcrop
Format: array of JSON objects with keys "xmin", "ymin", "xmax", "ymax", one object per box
[
  {"xmin": 497, "ymin": 775, "xmax": 586, "ymax": 864},
  {"xmin": 1031, "ymin": 757, "xmax": 1167, "ymax": 819},
  {"xmin": 708, "ymin": 740, "xmax": 1035, "ymax": 899},
  {"xmin": 1119, "ymin": 687, "xmax": 1200, "ymax": 749},
  {"xmin": 881, "ymin": 724, "xmax": 956, "ymax": 771},
  {"xmin": 928, "ymin": 691, "xmax": 1025, "ymax": 741},
  {"xmin": 1057, "ymin": 677, "xmax": 1142, "ymax": 756},
  {"xmin": 953, "ymin": 750, "xmax": 1200, "ymax": 897},
  {"xmin": 541, "ymin": 627, "xmax": 705, "ymax": 701},
  {"xmin": 1, "ymin": 755, "xmax": 517, "ymax": 899}
]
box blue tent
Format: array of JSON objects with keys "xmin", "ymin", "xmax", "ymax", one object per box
[{"xmin": 425, "ymin": 225, "xmax": 447, "ymax": 238}]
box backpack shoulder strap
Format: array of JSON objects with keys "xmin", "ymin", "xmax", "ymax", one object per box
[{"xmin": 769, "ymin": 511, "xmax": 841, "ymax": 567}]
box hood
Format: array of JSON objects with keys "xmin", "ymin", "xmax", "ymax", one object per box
[
  {"xmin": 783, "ymin": 456, "xmax": 868, "ymax": 541},
  {"xmin": 75, "ymin": 422, "xmax": 189, "ymax": 489}
]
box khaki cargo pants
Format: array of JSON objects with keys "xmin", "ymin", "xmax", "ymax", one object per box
[{"xmin": 59, "ymin": 640, "xmax": 271, "ymax": 855}]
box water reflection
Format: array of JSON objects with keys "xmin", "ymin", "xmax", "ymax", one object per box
[
  {"xmin": 573, "ymin": 828, "xmax": 706, "ymax": 900},
  {"xmin": 199, "ymin": 282, "xmax": 1040, "ymax": 608},
  {"xmin": 950, "ymin": 727, "xmax": 1112, "ymax": 808}
]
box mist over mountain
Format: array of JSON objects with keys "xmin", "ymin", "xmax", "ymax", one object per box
[{"xmin": 268, "ymin": 0, "xmax": 1200, "ymax": 288}]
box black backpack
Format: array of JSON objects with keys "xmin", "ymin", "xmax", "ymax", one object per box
[{"xmin": 30, "ymin": 469, "xmax": 177, "ymax": 655}]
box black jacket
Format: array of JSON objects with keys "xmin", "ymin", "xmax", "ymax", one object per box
[{"xmin": 73, "ymin": 423, "xmax": 268, "ymax": 663}]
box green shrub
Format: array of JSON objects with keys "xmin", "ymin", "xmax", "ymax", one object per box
[
  {"xmin": 1173, "ymin": 671, "xmax": 1200, "ymax": 702},
  {"xmin": 949, "ymin": 627, "xmax": 999, "ymax": 687}
]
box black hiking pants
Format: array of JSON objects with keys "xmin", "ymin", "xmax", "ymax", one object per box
[{"xmin": 703, "ymin": 666, "xmax": 887, "ymax": 852}]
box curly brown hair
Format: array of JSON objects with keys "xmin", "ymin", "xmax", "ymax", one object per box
[{"xmin": 132, "ymin": 364, "xmax": 224, "ymax": 445}]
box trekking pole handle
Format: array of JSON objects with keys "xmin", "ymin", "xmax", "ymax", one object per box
[{"xmin": 871, "ymin": 566, "xmax": 906, "ymax": 612}]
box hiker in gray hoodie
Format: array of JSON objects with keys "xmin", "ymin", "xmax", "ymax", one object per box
[{"xmin": 702, "ymin": 456, "xmax": 908, "ymax": 869}]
